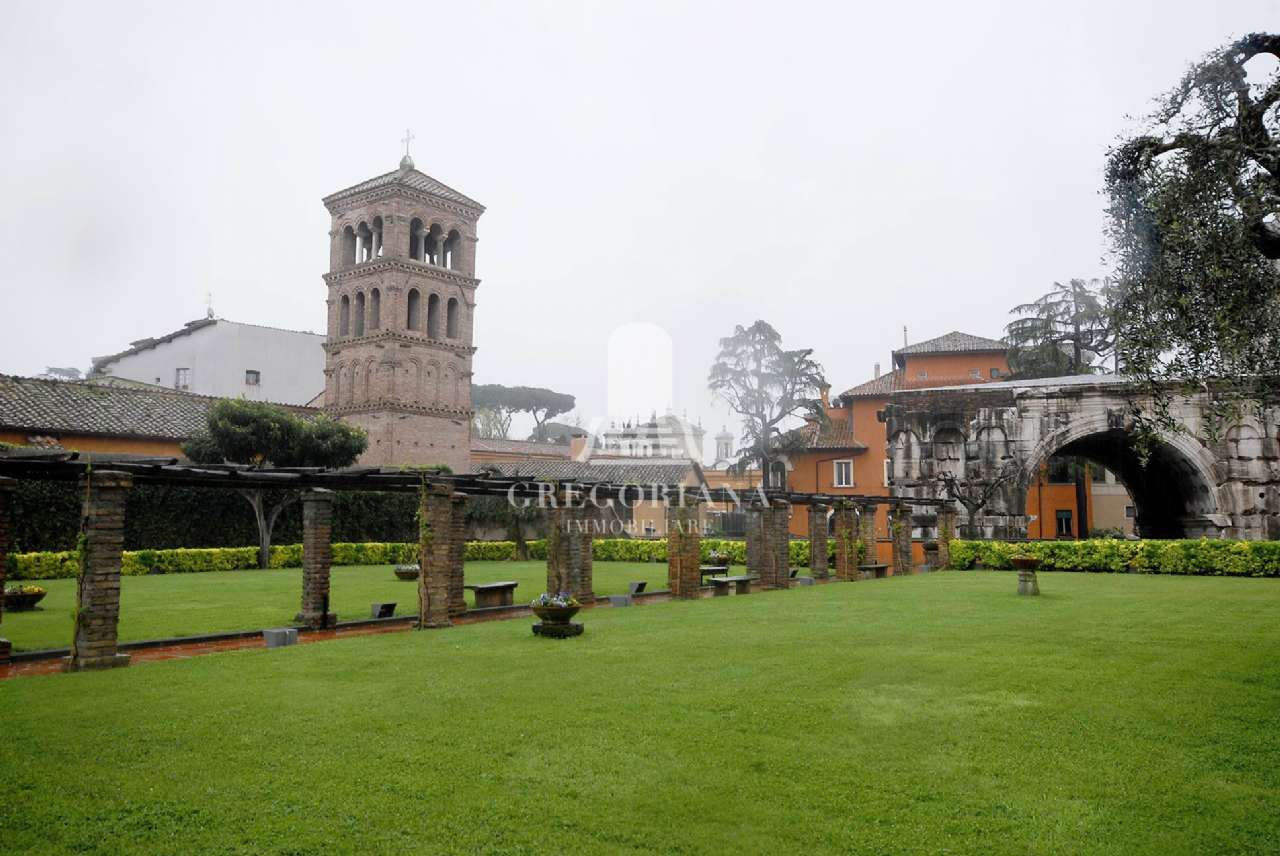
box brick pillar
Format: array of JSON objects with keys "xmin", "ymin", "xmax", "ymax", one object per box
[
  {"xmin": 65, "ymin": 471, "xmax": 132, "ymax": 671},
  {"xmin": 937, "ymin": 503, "xmax": 956, "ymax": 569},
  {"xmin": 891, "ymin": 502, "xmax": 912, "ymax": 576},
  {"xmin": 858, "ymin": 502, "xmax": 879, "ymax": 575},
  {"xmin": 418, "ymin": 484, "xmax": 453, "ymax": 628},
  {"xmin": 744, "ymin": 505, "xmax": 761, "ymax": 577},
  {"xmin": 832, "ymin": 502, "xmax": 858, "ymax": 581},
  {"xmin": 0, "ymin": 477, "xmax": 14, "ymax": 663},
  {"xmin": 448, "ymin": 493, "xmax": 467, "ymax": 616},
  {"xmin": 808, "ymin": 502, "xmax": 830, "ymax": 579},
  {"xmin": 749, "ymin": 500, "xmax": 790, "ymax": 589},
  {"xmin": 667, "ymin": 500, "xmax": 702, "ymax": 598},
  {"xmin": 296, "ymin": 489, "xmax": 337, "ymax": 629},
  {"xmin": 547, "ymin": 501, "xmax": 595, "ymax": 602}
]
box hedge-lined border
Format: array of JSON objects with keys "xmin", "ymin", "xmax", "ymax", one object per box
[
  {"xmin": 15, "ymin": 536, "xmax": 1278, "ymax": 580},
  {"xmin": 7, "ymin": 539, "xmax": 836, "ymax": 580},
  {"xmin": 949, "ymin": 539, "xmax": 1280, "ymax": 577}
]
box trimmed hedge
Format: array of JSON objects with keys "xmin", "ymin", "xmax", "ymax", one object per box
[
  {"xmin": 948, "ymin": 539, "xmax": 1280, "ymax": 577},
  {"xmin": 6, "ymin": 536, "xmax": 844, "ymax": 580}
]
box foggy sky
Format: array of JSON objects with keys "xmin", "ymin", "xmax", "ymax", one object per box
[{"xmin": 1, "ymin": 1, "xmax": 1274, "ymax": 450}]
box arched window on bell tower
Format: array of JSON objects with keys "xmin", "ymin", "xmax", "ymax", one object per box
[
  {"xmin": 427, "ymin": 293, "xmax": 441, "ymax": 338},
  {"xmin": 353, "ymin": 292, "xmax": 365, "ymax": 336},
  {"xmin": 369, "ymin": 288, "xmax": 381, "ymax": 330},
  {"xmin": 407, "ymin": 289, "xmax": 421, "ymax": 330},
  {"xmin": 446, "ymin": 298, "xmax": 459, "ymax": 338},
  {"xmin": 339, "ymin": 295, "xmax": 351, "ymax": 336}
]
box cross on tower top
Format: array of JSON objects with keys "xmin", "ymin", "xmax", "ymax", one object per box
[{"xmin": 396, "ymin": 129, "xmax": 417, "ymax": 168}]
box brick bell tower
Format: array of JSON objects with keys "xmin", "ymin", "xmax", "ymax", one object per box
[{"xmin": 321, "ymin": 147, "xmax": 483, "ymax": 471}]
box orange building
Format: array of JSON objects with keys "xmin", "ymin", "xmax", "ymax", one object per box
[{"xmin": 782, "ymin": 331, "xmax": 1090, "ymax": 559}]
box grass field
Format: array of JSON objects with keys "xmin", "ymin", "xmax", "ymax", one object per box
[
  {"xmin": 0, "ymin": 561, "xmax": 671, "ymax": 652},
  {"xmin": 2, "ymin": 572, "xmax": 1279, "ymax": 854}
]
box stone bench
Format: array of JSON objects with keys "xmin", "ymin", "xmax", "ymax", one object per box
[
  {"xmin": 709, "ymin": 575, "xmax": 758, "ymax": 596},
  {"xmin": 699, "ymin": 565, "xmax": 730, "ymax": 584},
  {"xmin": 859, "ymin": 563, "xmax": 890, "ymax": 579},
  {"xmin": 465, "ymin": 581, "xmax": 518, "ymax": 609}
]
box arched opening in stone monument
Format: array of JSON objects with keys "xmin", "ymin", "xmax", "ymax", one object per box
[{"xmin": 1031, "ymin": 429, "xmax": 1218, "ymax": 539}]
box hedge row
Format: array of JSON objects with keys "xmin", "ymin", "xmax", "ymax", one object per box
[
  {"xmin": 9, "ymin": 537, "xmax": 833, "ymax": 580},
  {"xmin": 949, "ymin": 539, "xmax": 1280, "ymax": 577}
]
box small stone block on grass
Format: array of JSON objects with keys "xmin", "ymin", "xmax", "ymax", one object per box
[
  {"xmin": 608, "ymin": 595, "xmax": 632, "ymax": 607},
  {"xmin": 795, "ymin": 576, "xmax": 815, "ymax": 586},
  {"xmin": 263, "ymin": 628, "xmax": 298, "ymax": 648},
  {"xmin": 371, "ymin": 602, "xmax": 396, "ymax": 618}
]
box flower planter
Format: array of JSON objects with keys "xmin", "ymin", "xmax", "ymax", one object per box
[
  {"xmin": 4, "ymin": 590, "xmax": 46, "ymax": 611},
  {"xmin": 531, "ymin": 603, "xmax": 583, "ymax": 638},
  {"xmin": 394, "ymin": 565, "xmax": 420, "ymax": 581}
]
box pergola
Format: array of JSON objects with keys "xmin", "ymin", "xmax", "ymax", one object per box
[{"xmin": 0, "ymin": 451, "xmax": 956, "ymax": 670}]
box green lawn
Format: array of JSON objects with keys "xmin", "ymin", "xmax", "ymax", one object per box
[
  {"xmin": 2, "ymin": 572, "xmax": 1279, "ymax": 854},
  {"xmin": 1, "ymin": 561, "xmax": 671, "ymax": 652}
]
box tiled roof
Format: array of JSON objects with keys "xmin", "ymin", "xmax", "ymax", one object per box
[
  {"xmin": 470, "ymin": 438, "xmax": 573, "ymax": 458},
  {"xmin": 0, "ymin": 375, "xmax": 216, "ymax": 440},
  {"xmin": 477, "ymin": 459, "xmax": 696, "ymax": 484},
  {"xmin": 322, "ymin": 167, "xmax": 485, "ymax": 211},
  {"xmin": 893, "ymin": 330, "xmax": 1007, "ymax": 357},
  {"xmin": 90, "ymin": 318, "xmax": 324, "ymax": 374},
  {"xmin": 839, "ymin": 370, "xmax": 900, "ymax": 400},
  {"xmin": 0, "ymin": 375, "xmax": 320, "ymax": 441},
  {"xmin": 790, "ymin": 420, "xmax": 867, "ymax": 452}
]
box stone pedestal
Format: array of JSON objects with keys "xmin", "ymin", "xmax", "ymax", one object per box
[
  {"xmin": 65, "ymin": 471, "xmax": 132, "ymax": 672},
  {"xmin": 808, "ymin": 502, "xmax": 830, "ymax": 580},
  {"xmin": 296, "ymin": 490, "xmax": 337, "ymax": 629},
  {"xmin": 1017, "ymin": 569, "xmax": 1040, "ymax": 596},
  {"xmin": 666, "ymin": 500, "xmax": 702, "ymax": 599}
]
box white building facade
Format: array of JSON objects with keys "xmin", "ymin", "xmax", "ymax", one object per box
[{"xmin": 91, "ymin": 318, "xmax": 326, "ymax": 406}]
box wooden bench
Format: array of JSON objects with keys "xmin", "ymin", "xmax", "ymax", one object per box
[
  {"xmin": 709, "ymin": 575, "xmax": 758, "ymax": 596},
  {"xmin": 465, "ymin": 581, "xmax": 518, "ymax": 609},
  {"xmin": 859, "ymin": 563, "xmax": 890, "ymax": 579}
]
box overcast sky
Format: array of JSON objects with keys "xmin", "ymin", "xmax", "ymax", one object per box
[{"xmin": 0, "ymin": 1, "xmax": 1274, "ymax": 451}]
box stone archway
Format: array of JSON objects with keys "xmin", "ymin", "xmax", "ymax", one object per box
[{"xmin": 1020, "ymin": 416, "xmax": 1225, "ymax": 539}]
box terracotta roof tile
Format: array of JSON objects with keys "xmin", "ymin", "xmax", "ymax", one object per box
[{"xmin": 893, "ymin": 330, "xmax": 1007, "ymax": 357}]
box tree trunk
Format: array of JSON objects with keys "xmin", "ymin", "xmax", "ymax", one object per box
[{"xmin": 239, "ymin": 490, "xmax": 299, "ymax": 570}]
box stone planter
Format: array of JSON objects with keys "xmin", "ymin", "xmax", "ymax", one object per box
[
  {"xmin": 4, "ymin": 590, "xmax": 46, "ymax": 611},
  {"xmin": 1011, "ymin": 557, "xmax": 1040, "ymax": 596},
  {"xmin": 394, "ymin": 565, "xmax": 420, "ymax": 581},
  {"xmin": 531, "ymin": 604, "xmax": 583, "ymax": 638}
]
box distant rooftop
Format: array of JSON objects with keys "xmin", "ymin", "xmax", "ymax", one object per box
[{"xmin": 893, "ymin": 331, "xmax": 1007, "ymax": 360}]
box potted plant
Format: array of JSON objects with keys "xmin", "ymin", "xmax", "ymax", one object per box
[
  {"xmin": 706, "ymin": 550, "xmax": 730, "ymax": 570},
  {"xmin": 394, "ymin": 564, "xmax": 420, "ymax": 581},
  {"xmin": 4, "ymin": 584, "xmax": 47, "ymax": 611},
  {"xmin": 530, "ymin": 591, "xmax": 581, "ymax": 624}
]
